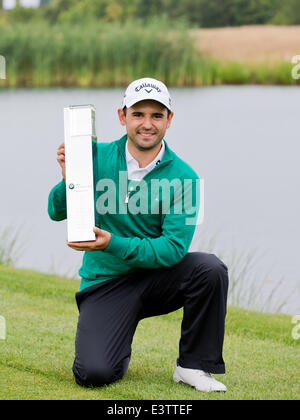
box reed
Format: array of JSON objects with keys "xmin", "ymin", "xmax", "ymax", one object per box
[
  {"xmin": 196, "ymin": 228, "xmax": 296, "ymax": 314},
  {"xmin": 0, "ymin": 21, "xmax": 296, "ymax": 88},
  {"xmin": 210, "ymin": 59, "xmax": 296, "ymax": 85},
  {"xmin": 0, "ymin": 21, "xmax": 202, "ymax": 88},
  {"xmin": 0, "ymin": 225, "xmax": 26, "ymax": 267}
]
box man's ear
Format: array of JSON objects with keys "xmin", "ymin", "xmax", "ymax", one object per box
[
  {"xmin": 118, "ymin": 108, "xmax": 126, "ymax": 126},
  {"xmin": 167, "ymin": 112, "xmax": 174, "ymax": 129}
]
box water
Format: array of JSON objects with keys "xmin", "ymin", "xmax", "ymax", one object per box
[{"xmin": 0, "ymin": 86, "xmax": 299, "ymax": 314}]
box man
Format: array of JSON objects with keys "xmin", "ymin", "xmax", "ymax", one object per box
[{"xmin": 48, "ymin": 77, "xmax": 229, "ymax": 392}]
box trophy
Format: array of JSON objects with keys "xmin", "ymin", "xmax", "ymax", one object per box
[{"xmin": 64, "ymin": 105, "xmax": 97, "ymax": 242}]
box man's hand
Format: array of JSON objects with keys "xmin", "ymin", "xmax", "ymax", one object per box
[
  {"xmin": 66, "ymin": 227, "xmax": 111, "ymax": 251},
  {"xmin": 57, "ymin": 142, "xmax": 66, "ymax": 182}
]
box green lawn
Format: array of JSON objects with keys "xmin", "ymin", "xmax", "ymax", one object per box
[{"xmin": 0, "ymin": 265, "xmax": 299, "ymax": 400}]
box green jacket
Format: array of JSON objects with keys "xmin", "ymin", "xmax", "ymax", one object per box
[{"xmin": 48, "ymin": 134, "xmax": 200, "ymax": 291}]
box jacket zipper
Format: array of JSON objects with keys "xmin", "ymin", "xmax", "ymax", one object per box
[{"xmin": 117, "ymin": 143, "xmax": 171, "ymax": 204}]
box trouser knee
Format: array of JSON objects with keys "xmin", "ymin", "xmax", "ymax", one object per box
[
  {"xmin": 73, "ymin": 355, "xmax": 130, "ymax": 388},
  {"xmin": 206, "ymin": 254, "xmax": 228, "ymax": 286},
  {"xmin": 188, "ymin": 252, "xmax": 229, "ymax": 290},
  {"xmin": 73, "ymin": 363, "xmax": 114, "ymax": 388}
]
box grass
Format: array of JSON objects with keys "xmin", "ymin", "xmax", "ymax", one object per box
[
  {"xmin": 0, "ymin": 22, "xmax": 298, "ymax": 87},
  {"xmin": 0, "ymin": 264, "xmax": 299, "ymax": 400}
]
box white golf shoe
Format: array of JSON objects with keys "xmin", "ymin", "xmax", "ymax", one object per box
[{"xmin": 173, "ymin": 364, "xmax": 227, "ymax": 393}]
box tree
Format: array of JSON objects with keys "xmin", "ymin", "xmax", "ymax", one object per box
[
  {"xmin": 4, "ymin": 0, "xmax": 294, "ymax": 27},
  {"xmin": 271, "ymin": 0, "xmax": 300, "ymax": 24},
  {"xmin": 196, "ymin": 0, "xmax": 278, "ymax": 27},
  {"xmin": 135, "ymin": 0, "xmax": 168, "ymax": 19},
  {"xmin": 40, "ymin": 0, "xmax": 52, "ymax": 6}
]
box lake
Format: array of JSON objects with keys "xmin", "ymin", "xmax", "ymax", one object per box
[{"xmin": 0, "ymin": 86, "xmax": 299, "ymax": 314}]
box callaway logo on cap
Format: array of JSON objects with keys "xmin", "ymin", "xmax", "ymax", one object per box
[{"xmin": 122, "ymin": 77, "xmax": 172, "ymax": 112}]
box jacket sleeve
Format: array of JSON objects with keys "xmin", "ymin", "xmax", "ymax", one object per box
[
  {"xmin": 103, "ymin": 177, "xmax": 200, "ymax": 268},
  {"xmin": 47, "ymin": 179, "xmax": 67, "ymax": 221}
]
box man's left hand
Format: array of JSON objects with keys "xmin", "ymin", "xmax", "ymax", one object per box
[{"xmin": 66, "ymin": 227, "xmax": 111, "ymax": 251}]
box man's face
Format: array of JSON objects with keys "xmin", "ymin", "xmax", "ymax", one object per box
[{"xmin": 118, "ymin": 100, "xmax": 174, "ymax": 151}]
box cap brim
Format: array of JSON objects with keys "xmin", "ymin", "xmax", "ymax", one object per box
[{"xmin": 123, "ymin": 92, "xmax": 172, "ymax": 112}]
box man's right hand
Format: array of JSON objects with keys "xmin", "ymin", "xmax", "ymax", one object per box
[{"xmin": 57, "ymin": 142, "xmax": 66, "ymax": 182}]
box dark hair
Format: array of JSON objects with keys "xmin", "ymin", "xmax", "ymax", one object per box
[{"xmin": 123, "ymin": 105, "xmax": 171, "ymax": 118}]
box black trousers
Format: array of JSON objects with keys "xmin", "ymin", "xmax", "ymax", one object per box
[{"xmin": 72, "ymin": 252, "xmax": 229, "ymax": 388}]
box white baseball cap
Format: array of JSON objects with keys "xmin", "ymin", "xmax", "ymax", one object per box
[{"xmin": 122, "ymin": 77, "xmax": 172, "ymax": 112}]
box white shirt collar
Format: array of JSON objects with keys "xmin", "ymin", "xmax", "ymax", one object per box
[{"xmin": 125, "ymin": 140, "xmax": 165, "ymax": 177}]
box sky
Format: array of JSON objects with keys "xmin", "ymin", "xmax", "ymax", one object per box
[{"xmin": 3, "ymin": 0, "xmax": 40, "ymax": 9}]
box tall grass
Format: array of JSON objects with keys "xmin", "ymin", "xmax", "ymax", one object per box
[
  {"xmin": 0, "ymin": 20, "xmax": 202, "ymax": 87},
  {"xmin": 0, "ymin": 21, "xmax": 296, "ymax": 87},
  {"xmin": 0, "ymin": 226, "xmax": 26, "ymax": 267},
  {"xmin": 208, "ymin": 59, "xmax": 296, "ymax": 85},
  {"xmin": 196, "ymin": 229, "xmax": 296, "ymax": 314},
  {"xmin": 47, "ymin": 254, "xmax": 81, "ymax": 280}
]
